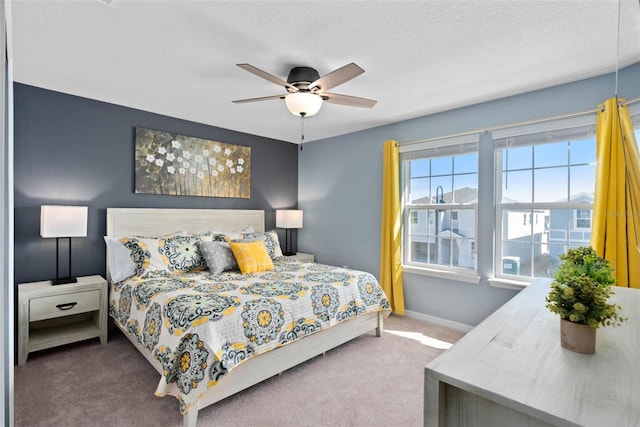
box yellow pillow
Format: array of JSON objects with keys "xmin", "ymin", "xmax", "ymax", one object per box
[{"xmin": 229, "ymin": 240, "xmax": 274, "ymax": 274}]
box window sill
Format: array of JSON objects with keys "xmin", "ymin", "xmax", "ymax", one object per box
[
  {"xmin": 487, "ymin": 277, "xmax": 532, "ymax": 290},
  {"xmin": 402, "ymin": 265, "xmax": 481, "ymax": 284}
]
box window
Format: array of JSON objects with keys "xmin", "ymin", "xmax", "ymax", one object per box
[
  {"xmin": 574, "ymin": 209, "xmax": 591, "ymax": 229},
  {"xmin": 399, "ymin": 103, "xmax": 640, "ymax": 285},
  {"xmin": 411, "ymin": 211, "xmax": 419, "ymax": 225},
  {"xmin": 494, "ymin": 119, "xmax": 597, "ymax": 280},
  {"xmin": 400, "ymin": 135, "xmax": 479, "ymax": 273}
]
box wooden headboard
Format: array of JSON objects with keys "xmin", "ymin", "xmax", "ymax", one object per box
[{"xmin": 106, "ymin": 208, "xmax": 265, "ymax": 237}]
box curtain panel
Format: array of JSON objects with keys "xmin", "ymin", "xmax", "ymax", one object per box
[
  {"xmin": 591, "ymin": 97, "xmax": 640, "ymax": 288},
  {"xmin": 380, "ymin": 140, "xmax": 405, "ymax": 313}
]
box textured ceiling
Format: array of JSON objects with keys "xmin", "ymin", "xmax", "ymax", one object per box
[{"xmin": 9, "ymin": 0, "xmax": 640, "ymax": 143}]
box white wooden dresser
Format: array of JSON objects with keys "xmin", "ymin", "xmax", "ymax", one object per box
[{"xmin": 424, "ymin": 277, "xmax": 640, "ymax": 427}]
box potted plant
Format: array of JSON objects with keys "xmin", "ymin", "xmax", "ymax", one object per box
[{"xmin": 545, "ymin": 246, "xmax": 626, "ymax": 354}]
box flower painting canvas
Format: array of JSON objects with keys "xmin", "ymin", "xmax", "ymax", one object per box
[{"xmin": 135, "ymin": 128, "xmax": 251, "ymax": 198}]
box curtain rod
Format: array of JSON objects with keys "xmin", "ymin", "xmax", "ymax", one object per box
[{"xmin": 399, "ymin": 95, "xmax": 640, "ymax": 147}]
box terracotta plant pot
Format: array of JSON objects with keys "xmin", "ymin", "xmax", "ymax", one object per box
[{"xmin": 560, "ymin": 319, "xmax": 596, "ymax": 354}]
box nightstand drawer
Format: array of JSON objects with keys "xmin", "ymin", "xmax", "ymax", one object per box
[{"xmin": 30, "ymin": 290, "xmax": 100, "ymax": 322}]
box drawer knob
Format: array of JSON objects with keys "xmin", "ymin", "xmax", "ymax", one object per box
[{"xmin": 56, "ymin": 302, "xmax": 78, "ymax": 310}]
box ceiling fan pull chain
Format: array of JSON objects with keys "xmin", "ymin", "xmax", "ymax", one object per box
[{"xmin": 300, "ymin": 113, "xmax": 306, "ymax": 142}]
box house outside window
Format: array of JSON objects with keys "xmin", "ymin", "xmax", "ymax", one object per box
[
  {"xmin": 494, "ymin": 118, "xmax": 597, "ymax": 280},
  {"xmin": 400, "ymin": 135, "xmax": 479, "ymax": 274}
]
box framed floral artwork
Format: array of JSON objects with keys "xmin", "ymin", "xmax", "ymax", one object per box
[{"xmin": 134, "ymin": 127, "xmax": 251, "ymax": 198}]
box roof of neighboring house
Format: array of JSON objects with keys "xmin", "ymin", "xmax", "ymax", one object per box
[
  {"xmin": 567, "ymin": 192, "xmax": 594, "ymax": 202},
  {"xmin": 437, "ymin": 230, "xmax": 464, "ymax": 238},
  {"xmin": 412, "ymin": 187, "xmax": 478, "ymax": 204},
  {"xmin": 412, "ymin": 187, "xmax": 488, "ymax": 205},
  {"xmin": 413, "ymin": 188, "xmax": 595, "ymax": 205}
]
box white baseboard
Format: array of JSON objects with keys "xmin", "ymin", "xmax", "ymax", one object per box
[{"xmin": 404, "ymin": 309, "xmax": 474, "ymax": 333}]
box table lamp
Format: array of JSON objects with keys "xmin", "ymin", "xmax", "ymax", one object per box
[
  {"xmin": 276, "ymin": 210, "xmax": 303, "ymax": 256},
  {"xmin": 40, "ymin": 205, "xmax": 88, "ymax": 285}
]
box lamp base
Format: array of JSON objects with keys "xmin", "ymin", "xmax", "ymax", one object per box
[
  {"xmin": 51, "ymin": 276, "xmax": 77, "ymax": 286},
  {"xmin": 282, "ymin": 252, "xmax": 296, "ymax": 257}
]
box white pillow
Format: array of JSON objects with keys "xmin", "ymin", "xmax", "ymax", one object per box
[{"xmin": 104, "ymin": 236, "xmax": 137, "ymax": 283}]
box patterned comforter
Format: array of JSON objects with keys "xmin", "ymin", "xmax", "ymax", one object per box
[{"xmin": 109, "ymin": 259, "xmax": 391, "ymax": 413}]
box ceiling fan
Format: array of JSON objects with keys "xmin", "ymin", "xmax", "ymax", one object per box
[{"xmin": 232, "ymin": 63, "xmax": 377, "ymax": 118}]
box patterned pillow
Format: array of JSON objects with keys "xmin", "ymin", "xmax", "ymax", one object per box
[
  {"xmin": 198, "ymin": 241, "xmax": 238, "ymax": 275},
  {"xmin": 228, "ymin": 240, "xmax": 274, "ymax": 274},
  {"xmin": 159, "ymin": 235, "xmax": 207, "ymax": 273},
  {"xmin": 119, "ymin": 234, "xmax": 206, "ymax": 277},
  {"xmin": 241, "ymin": 230, "xmax": 283, "ymax": 260}
]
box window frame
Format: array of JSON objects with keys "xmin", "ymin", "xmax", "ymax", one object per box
[
  {"xmin": 493, "ymin": 116, "xmax": 597, "ymax": 283},
  {"xmin": 400, "ymin": 134, "xmax": 480, "ymax": 278},
  {"xmin": 574, "ymin": 208, "xmax": 592, "ymax": 230}
]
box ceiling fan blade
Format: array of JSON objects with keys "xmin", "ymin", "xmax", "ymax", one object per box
[
  {"xmin": 232, "ymin": 94, "xmax": 285, "ymax": 103},
  {"xmin": 323, "ymin": 92, "xmax": 377, "ymax": 108},
  {"xmin": 309, "ymin": 63, "xmax": 365, "ymax": 91},
  {"xmin": 236, "ymin": 64, "xmax": 297, "ymax": 91}
]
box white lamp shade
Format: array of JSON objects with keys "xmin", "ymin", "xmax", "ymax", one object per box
[
  {"xmin": 285, "ymin": 92, "xmax": 323, "ymax": 117},
  {"xmin": 276, "ymin": 210, "xmax": 303, "ymax": 229},
  {"xmin": 40, "ymin": 205, "xmax": 88, "ymax": 238}
]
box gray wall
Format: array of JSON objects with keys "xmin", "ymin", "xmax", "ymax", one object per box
[
  {"xmin": 13, "ymin": 83, "xmax": 298, "ymax": 285},
  {"xmin": 299, "ymin": 62, "xmax": 640, "ymax": 327}
]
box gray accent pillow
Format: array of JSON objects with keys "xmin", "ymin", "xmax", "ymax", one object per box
[{"xmin": 198, "ymin": 241, "xmax": 238, "ymax": 274}]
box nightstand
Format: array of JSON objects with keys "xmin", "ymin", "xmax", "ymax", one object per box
[
  {"xmin": 285, "ymin": 252, "xmax": 315, "ymax": 263},
  {"xmin": 18, "ymin": 275, "xmax": 108, "ymax": 365}
]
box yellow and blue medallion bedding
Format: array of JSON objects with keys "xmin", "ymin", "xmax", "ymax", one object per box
[{"xmin": 109, "ymin": 259, "xmax": 390, "ymax": 413}]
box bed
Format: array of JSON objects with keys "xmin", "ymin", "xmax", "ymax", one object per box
[{"xmin": 105, "ymin": 208, "xmax": 390, "ymax": 427}]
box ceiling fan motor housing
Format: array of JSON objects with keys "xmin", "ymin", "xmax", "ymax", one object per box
[{"xmin": 287, "ymin": 67, "xmax": 321, "ymax": 92}]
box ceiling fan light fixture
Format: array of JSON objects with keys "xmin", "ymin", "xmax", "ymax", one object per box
[{"xmin": 285, "ymin": 92, "xmax": 323, "ymax": 117}]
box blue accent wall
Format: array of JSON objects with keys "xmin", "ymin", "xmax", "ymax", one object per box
[
  {"xmin": 299, "ymin": 62, "xmax": 640, "ymax": 327},
  {"xmin": 13, "ymin": 83, "xmax": 298, "ymax": 285}
]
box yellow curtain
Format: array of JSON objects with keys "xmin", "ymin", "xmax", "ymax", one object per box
[
  {"xmin": 591, "ymin": 97, "xmax": 640, "ymax": 288},
  {"xmin": 380, "ymin": 140, "xmax": 405, "ymax": 313}
]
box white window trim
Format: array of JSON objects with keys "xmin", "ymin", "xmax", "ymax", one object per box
[
  {"xmin": 487, "ymin": 276, "xmax": 531, "ymax": 290},
  {"xmin": 492, "ymin": 114, "xmax": 596, "ymax": 140},
  {"xmin": 399, "ymin": 133, "xmax": 479, "ymax": 153},
  {"xmin": 403, "ymin": 264, "xmax": 481, "ymax": 284}
]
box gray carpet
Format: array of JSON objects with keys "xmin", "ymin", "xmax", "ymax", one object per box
[{"xmin": 15, "ymin": 314, "xmax": 464, "ymax": 427}]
